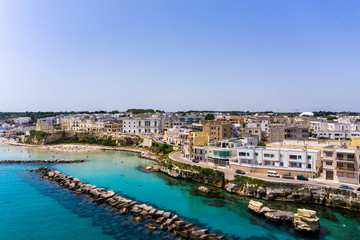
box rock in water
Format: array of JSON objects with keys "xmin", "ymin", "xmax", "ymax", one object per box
[
  {"xmin": 293, "ymin": 209, "xmax": 320, "ymax": 233},
  {"xmin": 248, "ymin": 199, "xmax": 264, "ymax": 214},
  {"xmin": 197, "ymin": 186, "xmax": 211, "ymax": 194}
]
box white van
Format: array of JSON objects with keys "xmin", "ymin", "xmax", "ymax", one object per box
[{"xmin": 267, "ymin": 170, "xmax": 280, "ymax": 178}]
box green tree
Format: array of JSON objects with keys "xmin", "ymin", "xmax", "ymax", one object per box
[{"xmin": 204, "ymin": 113, "xmax": 215, "ymax": 120}]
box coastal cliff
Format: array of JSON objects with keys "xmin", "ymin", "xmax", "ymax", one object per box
[
  {"xmin": 154, "ymin": 159, "xmax": 360, "ymax": 211},
  {"xmin": 224, "ymin": 176, "xmax": 360, "ymax": 211},
  {"xmin": 24, "ymin": 130, "xmax": 142, "ymax": 147},
  {"xmin": 156, "ymin": 158, "xmax": 225, "ymax": 188}
]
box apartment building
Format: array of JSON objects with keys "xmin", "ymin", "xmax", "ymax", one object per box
[
  {"xmin": 322, "ymin": 146, "xmax": 360, "ymax": 184},
  {"xmin": 122, "ymin": 117, "xmax": 161, "ymax": 134},
  {"xmin": 230, "ymin": 147, "xmax": 321, "ymax": 177},
  {"xmin": 269, "ymin": 124, "xmax": 309, "ymax": 142},
  {"xmin": 61, "ymin": 118, "xmax": 80, "ymax": 131},
  {"xmin": 200, "ymin": 120, "xmax": 233, "ymax": 141},
  {"xmin": 104, "ymin": 123, "xmax": 123, "ymax": 132},
  {"xmin": 206, "ymin": 140, "xmax": 240, "ymax": 166},
  {"xmin": 218, "ymin": 116, "xmax": 244, "ymax": 125},
  {"xmin": 36, "ymin": 122, "xmax": 54, "ymax": 131},
  {"xmin": 317, "ymin": 131, "xmax": 360, "ymax": 140},
  {"xmin": 13, "ymin": 117, "xmax": 31, "ymax": 125},
  {"xmin": 247, "ymin": 119, "xmax": 269, "ymax": 134}
]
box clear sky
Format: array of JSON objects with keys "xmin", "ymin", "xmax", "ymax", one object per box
[{"xmin": 0, "ymin": 1, "xmax": 359, "ymax": 112}]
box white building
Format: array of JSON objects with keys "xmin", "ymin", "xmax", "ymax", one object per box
[
  {"xmin": 123, "ymin": 117, "xmax": 161, "ymax": 135},
  {"xmin": 13, "ymin": 117, "xmax": 31, "ymax": 125},
  {"xmin": 231, "ymin": 147, "xmax": 321, "ymax": 177}
]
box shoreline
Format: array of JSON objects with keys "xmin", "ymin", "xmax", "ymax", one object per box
[
  {"xmin": 4, "ymin": 140, "xmax": 359, "ymax": 212},
  {"xmin": 3, "ymin": 141, "xmax": 158, "ymax": 161}
]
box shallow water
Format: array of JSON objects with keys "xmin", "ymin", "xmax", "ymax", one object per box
[{"xmin": 0, "ymin": 145, "xmax": 359, "ymax": 240}]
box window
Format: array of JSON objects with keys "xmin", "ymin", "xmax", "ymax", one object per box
[
  {"xmin": 307, "ymin": 156, "xmax": 311, "ymax": 160},
  {"xmin": 325, "ymin": 161, "xmax": 332, "ymax": 166},
  {"xmin": 255, "ymin": 153, "xmax": 258, "ymax": 156},
  {"xmin": 246, "ymin": 153, "xmax": 250, "ymax": 156},
  {"xmin": 337, "ymin": 162, "xmax": 344, "ymax": 168},
  {"xmin": 347, "ymin": 173, "xmax": 354, "ymax": 178},
  {"xmin": 264, "ymin": 153, "xmax": 274, "ymax": 158},
  {"xmin": 325, "ymin": 152, "xmax": 333, "ymax": 157},
  {"xmin": 298, "ymin": 156, "xmax": 302, "ymax": 159},
  {"xmin": 289, "ymin": 155, "xmax": 297, "ymax": 160},
  {"xmin": 239, "ymin": 152, "xmax": 246, "ymax": 156},
  {"xmin": 307, "ymin": 164, "xmax": 311, "ymax": 168},
  {"xmin": 347, "ymin": 154, "xmax": 355, "ymax": 159},
  {"xmin": 348, "ymin": 163, "xmax": 354, "ymax": 169},
  {"xmin": 337, "ymin": 153, "xmax": 344, "ymax": 158}
]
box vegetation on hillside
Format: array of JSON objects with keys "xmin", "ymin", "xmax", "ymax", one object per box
[{"xmin": 29, "ymin": 130, "xmax": 48, "ymax": 138}]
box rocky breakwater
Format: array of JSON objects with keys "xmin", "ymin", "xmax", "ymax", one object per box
[
  {"xmin": 0, "ymin": 159, "xmax": 84, "ymax": 164},
  {"xmin": 248, "ymin": 200, "xmax": 319, "ymax": 234},
  {"xmin": 224, "ymin": 176, "xmax": 360, "ymax": 211},
  {"xmin": 29, "ymin": 167, "xmax": 227, "ymax": 240}
]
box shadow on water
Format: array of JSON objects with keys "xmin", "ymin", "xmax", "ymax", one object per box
[{"xmin": 18, "ymin": 170, "xmax": 178, "ymax": 240}]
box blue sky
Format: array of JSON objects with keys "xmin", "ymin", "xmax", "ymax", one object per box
[{"xmin": 0, "ymin": 1, "xmax": 359, "ymax": 112}]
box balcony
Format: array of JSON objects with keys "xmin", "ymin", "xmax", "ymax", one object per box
[
  {"xmin": 335, "ymin": 157, "xmax": 355, "ymax": 162},
  {"xmin": 336, "ymin": 166, "xmax": 355, "ymax": 171}
]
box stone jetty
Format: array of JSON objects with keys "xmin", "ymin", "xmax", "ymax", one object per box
[
  {"xmin": 248, "ymin": 200, "xmax": 319, "ymax": 234},
  {"xmin": 29, "ymin": 167, "xmax": 226, "ymax": 240},
  {"xmin": 0, "ymin": 159, "xmax": 84, "ymax": 164}
]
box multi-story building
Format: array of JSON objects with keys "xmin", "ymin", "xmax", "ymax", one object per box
[
  {"xmin": 13, "ymin": 117, "xmax": 31, "ymax": 125},
  {"xmin": 105, "ymin": 123, "xmax": 123, "ymax": 132},
  {"xmin": 322, "ymin": 146, "xmax": 359, "ymax": 184},
  {"xmin": 200, "ymin": 120, "xmax": 233, "ymax": 141},
  {"xmin": 269, "ymin": 124, "xmax": 309, "ymax": 142},
  {"xmin": 206, "ymin": 140, "xmax": 241, "ymax": 166},
  {"xmin": 218, "ymin": 116, "xmax": 244, "ymax": 125},
  {"xmin": 230, "ymin": 147, "xmax": 321, "ymax": 178},
  {"xmin": 61, "ymin": 118, "xmax": 80, "ymax": 131},
  {"xmin": 36, "ymin": 122, "xmax": 54, "ymax": 131},
  {"xmin": 122, "ymin": 117, "xmax": 161, "ymax": 134},
  {"xmin": 79, "ymin": 121, "xmax": 97, "ymax": 131},
  {"xmin": 317, "ymin": 131, "xmax": 360, "ymax": 140}
]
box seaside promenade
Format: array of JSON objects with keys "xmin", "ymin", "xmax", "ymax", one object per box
[{"xmin": 169, "ymin": 151, "xmax": 359, "ymax": 190}]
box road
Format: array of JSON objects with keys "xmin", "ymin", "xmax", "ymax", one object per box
[{"xmin": 169, "ymin": 151, "xmax": 360, "ymax": 190}]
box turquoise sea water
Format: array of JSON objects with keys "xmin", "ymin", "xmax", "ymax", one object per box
[{"xmin": 0, "ymin": 145, "xmax": 359, "ymax": 240}]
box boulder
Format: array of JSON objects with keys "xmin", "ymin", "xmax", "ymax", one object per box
[
  {"xmin": 224, "ymin": 183, "xmax": 240, "ymax": 193},
  {"xmin": 293, "ymin": 209, "xmax": 319, "ymax": 233},
  {"xmin": 163, "ymin": 212, "xmax": 172, "ymax": 219},
  {"xmin": 198, "ymin": 186, "xmax": 211, "ymax": 194},
  {"xmin": 145, "ymin": 166, "xmax": 153, "ymax": 171},
  {"xmin": 248, "ymin": 200, "xmax": 264, "ymax": 214},
  {"xmin": 264, "ymin": 210, "xmax": 294, "ymax": 224}
]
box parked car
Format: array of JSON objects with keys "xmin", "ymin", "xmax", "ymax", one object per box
[
  {"xmin": 282, "ymin": 174, "xmax": 294, "ymax": 179},
  {"xmin": 339, "ymin": 185, "xmax": 354, "ymax": 191},
  {"xmin": 235, "ymin": 169, "xmax": 245, "ymax": 175},
  {"xmin": 267, "ymin": 170, "xmax": 280, "ymax": 178},
  {"xmin": 297, "ymin": 175, "xmax": 308, "ymax": 181},
  {"xmin": 192, "ymin": 159, "xmax": 199, "ymax": 163},
  {"xmin": 357, "ymin": 187, "xmax": 360, "ymax": 191}
]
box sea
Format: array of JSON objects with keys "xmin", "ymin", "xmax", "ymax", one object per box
[{"xmin": 0, "ymin": 145, "xmax": 359, "ymax": 240}]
